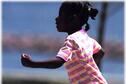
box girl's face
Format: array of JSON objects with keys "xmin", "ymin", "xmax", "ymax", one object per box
[
  {"xmin": 55, "ymin": 6, "xmax": 70, "ymax": 32},
  {"xmin": 55, "ymin": 3, "xmax": 82, "ymax": 34}
]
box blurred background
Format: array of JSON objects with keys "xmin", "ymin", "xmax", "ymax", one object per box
[{"xmin": 2, "ymin": 1, "xmax": 124, "ymax": 84}]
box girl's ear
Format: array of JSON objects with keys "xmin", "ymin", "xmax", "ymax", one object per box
[
  {"xmin": 70, "ymin": 15, "xmax": 76, "ymax": 24},
  {"xmin": 72, "ymin": 14, "xmax": 80, "ymax": 23},
  {"xmin": 67, "ymin": 14, "xmax": 80, "ymax": 22},
  {"xmin": 69, "ymin": 14, "xmax": 82, "ymax": 28},
  {"xmin": 73, "ymin": 14, "xmax": 79, "ymax": 19}
]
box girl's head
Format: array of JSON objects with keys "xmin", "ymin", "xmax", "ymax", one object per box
[{"xmin": 56, "ymin": 2, "xmax": 98, "ymax": 34}]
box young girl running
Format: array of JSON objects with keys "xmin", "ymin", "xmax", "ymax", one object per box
[{"xmin": 21, "ymin": 2, "xmax": 108, "ymax": 84}]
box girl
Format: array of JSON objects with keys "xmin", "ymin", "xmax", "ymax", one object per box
[{"xmin": 21, "ymin": 2, "xmax": 108, "ymax": 84}]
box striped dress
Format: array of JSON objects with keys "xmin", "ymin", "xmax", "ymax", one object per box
[{"xmin": 56, "ymin": 28, "xmax": 108, "ymax": 84}]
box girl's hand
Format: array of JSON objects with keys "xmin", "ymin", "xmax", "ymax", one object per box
[{"xmin": 21, "ymin": 53, "xmax": 33, "ymax": 67}]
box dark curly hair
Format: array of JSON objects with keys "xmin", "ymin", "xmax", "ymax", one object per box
[{"xmin": 60, "ymin": 2, "xmax": 98, "ymax": 31}]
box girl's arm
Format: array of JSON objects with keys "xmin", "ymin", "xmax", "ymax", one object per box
[
  {"xmin": 93, "ymin": 48, "xmax": 105, "ymax": 67},
  {"xmin": 21, "ymin": 54, "xmax": 65, "ymax": 69}
]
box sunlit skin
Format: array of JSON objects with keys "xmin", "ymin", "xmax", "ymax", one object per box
[{"xmin": 21, "ymin": 2, "xmax": 104, "ymax": 69}]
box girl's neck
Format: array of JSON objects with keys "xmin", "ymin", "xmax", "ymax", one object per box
[{"xmin": 67, "ymin": 28, "xmax": 82, "ymax": 35}]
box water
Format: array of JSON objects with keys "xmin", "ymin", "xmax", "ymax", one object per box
[
  {"xmin": 2, "ymin": 51, "xmax": 124, "ymax": 84},
  {"xmin": 2, "ymin": 51, "xmax": 67, "ymax": 74},
  {"xmin": 2, "ymin": 51, "xmax": 124, "ymax": 74}
]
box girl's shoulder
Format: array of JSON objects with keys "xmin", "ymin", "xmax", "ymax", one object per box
[{"xmin": 67, "ymin": 29, "xmax": 87, "ymax": 38}]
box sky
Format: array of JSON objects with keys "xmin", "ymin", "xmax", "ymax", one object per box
[{"xmin": 2, "ymin": 2, "xmax": 124, "ymax": 42}]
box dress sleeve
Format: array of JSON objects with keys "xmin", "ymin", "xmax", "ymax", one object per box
[
  {"xmin": 93, "ymin": 39, "xmax": 102, "ymax": 54},
  {"xmin": 56, "ymin": 39, "xmax": 78, "ymax": 62}
]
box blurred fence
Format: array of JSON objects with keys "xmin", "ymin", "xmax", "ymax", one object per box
[{"xmin": 3, "ymin": 34, "xmax": 124, "ymax": 58}]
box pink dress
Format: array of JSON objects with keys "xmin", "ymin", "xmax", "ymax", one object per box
[{"xmin": 56, "ymin": 29, "xmax": 108, "ymax": 84}]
